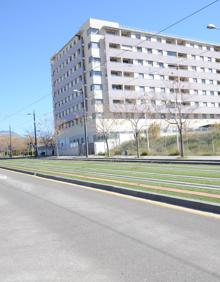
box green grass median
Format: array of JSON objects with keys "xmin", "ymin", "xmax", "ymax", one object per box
[{"xmin": 1, "ymin": 158, "xmax": 220, "ymax": 204}]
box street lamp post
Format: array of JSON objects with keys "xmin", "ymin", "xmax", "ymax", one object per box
[
  {"xmin": 207, "ymin": 23, "xmax": 220, "ymax": 30},
  {"xmin": 27, "ymin": 111, "xmax": 38, "ymax": 158},
  {"xmin": 73, "ymin": 89, "xmax": 89, "ymax": 158},
  {"xmin": 9, "ymin": 125, "xmax": 12, "ymax": 158}
]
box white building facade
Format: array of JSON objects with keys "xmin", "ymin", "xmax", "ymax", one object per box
[{"xmin": 51, "ymin": 18, "xmax": 220, "ymax": 155}]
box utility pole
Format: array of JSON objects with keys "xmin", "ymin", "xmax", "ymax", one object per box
[
  {"xmin": 28, "ymin": 111, "xmax": 38, "ymax": 158},
  {"xmin": 82, "ymin": 89, "xmax": 89, "ymax": 158},
  {"xmin": 9, "ymin": 125, "xmax": 12, "ymax": 158},
  {"xmin": 33, "ymin": 111, "xmax": 38, "ymax": 158}
]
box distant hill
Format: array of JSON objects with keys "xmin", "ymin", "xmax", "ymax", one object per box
[{"xmin": 0, "ymin": 131, "xmax": 21, "ymax": 137}]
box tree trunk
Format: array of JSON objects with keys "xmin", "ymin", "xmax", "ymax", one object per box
[
  {"xmin": 135, "ymin": 132, "xmax": 140, "ymax": 158},
  {"xmin": 105, "ymin": 138, "xmax": 110, "ymax": 157},
  {"xmin": 179, "ymin": 127, "xmax": 184, "ymax": 157},
  {"xmin": 146, "ymin": 127, "xmax": 150, "ymax": 153}
]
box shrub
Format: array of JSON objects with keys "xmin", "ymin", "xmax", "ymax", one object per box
[
  {"xmin": 97, "ymin": 152, "xmax": 105, "ymax": 156},
  {"xmin": 169, "ymin": 150, "xmax": 179, "ymax": 156},
  {"xmin": 113, "ymin": 150, "xmax": 122, "ymax": 156}
]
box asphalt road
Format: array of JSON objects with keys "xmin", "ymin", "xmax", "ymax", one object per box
[{"xmin": 0, "ymin": 169, "xmax": 220, "ymax": 282}]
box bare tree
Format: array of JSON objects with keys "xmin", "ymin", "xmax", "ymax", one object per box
[
  {"xmin": 120, "ymin": 109, "xmax": 142, "ymax": 158},
  {"xmin": 96, "ymin": 118, "xmax": 118, "ymax": 157},
  {"xmin": 39, "ymin": 134, "xmax": 55, "ymax": 156},
  {"xmin": 156, "ymin": 78, "xmax": 197, "ymax": 157},
  {"xmin": 25, "ymin": 132, "xmax": 35, "ymax": 156},
  {"xmin": 123, "ymin": 94, "xmax": 152, "ymax": 158}
]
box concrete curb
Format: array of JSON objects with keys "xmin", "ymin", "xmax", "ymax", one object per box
[
  {"xmin": 2, "ymin": 156, "xmax": 220, "ymax": 165},
  {"xmin": 48, "ymin": 157, "xmax": 220, "ymax": 165},
  {"xmin": 1, "ymin": 166, "xmax": 220, "ymax": 215}
]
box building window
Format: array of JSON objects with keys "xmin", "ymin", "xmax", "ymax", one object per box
[
  {"xmin": 123, "ymin": 58, "xmax": 133, "ymax": 64},
  {"xmin": 110, "ymin": 57, "xmax": 121, "ymax": 63},
  {"xmin": 111, "ymin": 70, "xmax": 122, "ymax": 77},
  {"xmin": 90, "ymin": 70, "xmax": 102, "ymax": 76},
  {"xmin": 93, "ymin": 99, "xmax": 103, "ymax": 105},
  {"xmin": 167, "ymin": 51, "xmax": 177, "ymax": 57},
  {"xmin": 89, "ymin": 56, "xmax": 101, "ymax": 63},
  {"xmin": 109, "ymin": 43, "xmax": 120, "ymax": 49},
  {"xmin": 124, "ymin": 85, "xmax": 135, "ymax": 91},
  {"xmin": 194, "ymin": 90, "xmax": 198, "ymax": 95},
  {"xmin": 139, "ymin": 86, "xmax": 145, "ymax": 92},
  {"xmin": 91, "ymin": 84, "xmax": 103, "ymax": 91},
  {"xmin": 88, "ymin": 42, "xmax": 100, "ymax": 49},
  {"xmin": 113, "ymin": 99, "xmax": 123, "ymax": 104},
  {"xmin": 87, "ymin": 28, "xmax": 99, "ymax": 35},
  {"xmin": 138, "ymin": 73, "xmax": 144, "ymax": 78},
  {"xmin": 112, "ymin": 84, "xmax": 122, "ymax": 90},
  {"xmin": 124, "ymin": 72, "xmax": 134, "ymax": 77},
  {"xmin": 121, "ymin": 45, "xmax": 133, "ymax": 51}
]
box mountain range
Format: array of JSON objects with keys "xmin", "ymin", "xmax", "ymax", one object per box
[{"xmin": 0, "ymin": 131, "xmax": 21, "ymax": 137}]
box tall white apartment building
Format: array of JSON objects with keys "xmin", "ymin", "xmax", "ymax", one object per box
[{"xmin": 51, "ymin": 18, "xmax": 220, "ymax": 155}]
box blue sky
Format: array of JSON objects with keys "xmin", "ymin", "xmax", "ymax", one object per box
[{"xmin": 0, "ymin": 0, "xmax": 219, "ymax": 135}]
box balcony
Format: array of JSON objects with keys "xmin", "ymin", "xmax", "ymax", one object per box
[
  {"xmin": 111, "ymin": 70, "xmax": 122, "ymax": 77},
  {"xmin": 121, "ymin": 30, "xmax": 131, "ymax": 38},
  {"xmin": 123, "ymin": 58, "xmax": 133, "ymax": 64},
  {"xmin": 177, "ymin": 40, "xmax": 186, "ymax": 46},
  {"xmin": 109, "ymin": 43, "xmax": 120, "ymax": 49},
  {"xmin": 110, "ymin": 57, "xmax": 121, "ymax": 63},
  {"xmin": 124, "ymin": 72, "xmax": 134, "ymax": 78}
]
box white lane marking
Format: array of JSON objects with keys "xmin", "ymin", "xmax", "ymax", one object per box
[{"xmin": 0, "ymin": 174, "xmax": 7, "ymax": 180}]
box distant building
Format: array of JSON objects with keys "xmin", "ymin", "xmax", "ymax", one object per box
[
  {"xmin": 37, "ymin": 145, "xmax": 55, "ymax": 157},
  {"xmin": 51, "ymin": 18, "xmax": 220, "ymax": 155}
]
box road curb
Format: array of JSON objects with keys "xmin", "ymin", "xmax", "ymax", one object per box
[
  {"xmin": 1, "ymin": 166, "xmax": 220, "ymax": 215},
  {"xmin": 45, "ymin": 156, "xmax": 220, "ymax": 165}
]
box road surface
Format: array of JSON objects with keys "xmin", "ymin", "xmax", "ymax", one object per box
[{"xmin": 0, "ymin": 169, "xmax": 220, "ymax": 282}]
